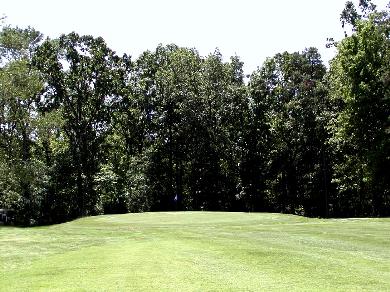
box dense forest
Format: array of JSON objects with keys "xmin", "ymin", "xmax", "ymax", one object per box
[{"xmin": 0, "ymin": 0, "xmax": 389, "ymax": 225}]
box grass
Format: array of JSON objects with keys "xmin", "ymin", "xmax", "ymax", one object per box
[{"xmin": 0, "ymin": 212, "xmax": 389, "ymax": 291}]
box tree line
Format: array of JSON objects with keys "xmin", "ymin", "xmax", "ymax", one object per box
[{"xmin": 0, "ymin": 1, "xmax": 389, "ymax": 225}]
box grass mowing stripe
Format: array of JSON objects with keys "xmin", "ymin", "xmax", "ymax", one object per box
[{"xmin": 0, "ymin": 212, "xmax": 389, "ymax": 291}]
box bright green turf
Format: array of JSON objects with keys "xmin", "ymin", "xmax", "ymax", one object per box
[{"xmin": 0, "ymin": 212, "xmax": 389, "ymax": 291}]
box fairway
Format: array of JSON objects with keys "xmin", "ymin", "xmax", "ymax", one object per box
[{"xmin": 1, "ymin": 212, "xmax": 389, "ymax": 291}]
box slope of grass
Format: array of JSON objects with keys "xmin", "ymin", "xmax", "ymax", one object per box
[{"xmin": 0, "ymin": 212, "xmax": 389, "ymax": 291}]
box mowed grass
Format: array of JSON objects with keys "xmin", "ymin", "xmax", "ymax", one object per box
[{"xmin": 0, "ymin": 212, "xmax": 389, "ymax": 291}]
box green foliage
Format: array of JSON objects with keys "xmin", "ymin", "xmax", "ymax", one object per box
[
  {"xmin": 1, "ymin": 1, "xmax": 389, "ymax": 224},
  {"xmin": 249, "ymin": 48, "xmax": 331, "ymax": 216},
  {"xmin": 33, "ymin": 32, "xmax": 128, "ymax": 218},
  {"xmin": 0, "ymin": 26, "xmax": 46, "ymax": 224},
  {"xmin": 329, "ymin": 6, "xmax": 390, "ymax": 216},
  {"xmin": 0, "ymin": 25, "xmax": 41, "ymax": 62},
  {"xmin": 0, "ymin": 158, "xmax": 20, "ymax": 208},
  {"xmin": 124, "ymin": 154, "xmax": 150, "ymax": 212}
]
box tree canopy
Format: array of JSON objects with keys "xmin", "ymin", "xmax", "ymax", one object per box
[{"xmin": 1, "ymin": 1, "xmax": 389, "ymax": 225}]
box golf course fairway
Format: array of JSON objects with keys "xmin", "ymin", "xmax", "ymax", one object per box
[{"xmin": 1, "ymin": 212, "xmax": 389, "ymax": 291}]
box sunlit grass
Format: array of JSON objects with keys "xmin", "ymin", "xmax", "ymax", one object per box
[{"xmin": 1, "ymin": 212, "xmax": 389, "ymax": 291}]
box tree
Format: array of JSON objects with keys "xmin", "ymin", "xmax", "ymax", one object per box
[
  {"xmin": 33, "ymin": 32, "xmax": 127, "ymax": 217},
  {"xmin": 329, "ymin": 3, "xmax": 390, "ymax": 216},
  {"xmin": 249, "ymin": 48, "xmax": 331, "ymax": 216},
  {"xmin": 141, "ymin": 45, "xmax": 204, "ymax": 210},
  {"xmin": 0, "ymin": 26, "xmax": 46, "ymax": 224},
  {"xmin": 185, "ymin": 51, "xmax": 247, "ymax": 210}
]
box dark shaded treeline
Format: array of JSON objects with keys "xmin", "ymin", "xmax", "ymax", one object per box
[{"xmin": 0, "ymin": 1, "xmax": 389, "ymax": 225}]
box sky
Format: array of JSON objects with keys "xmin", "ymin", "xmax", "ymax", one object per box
[{"xmin": 1, "ymin": 0, "xmax": 389, "ymax": 74}]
